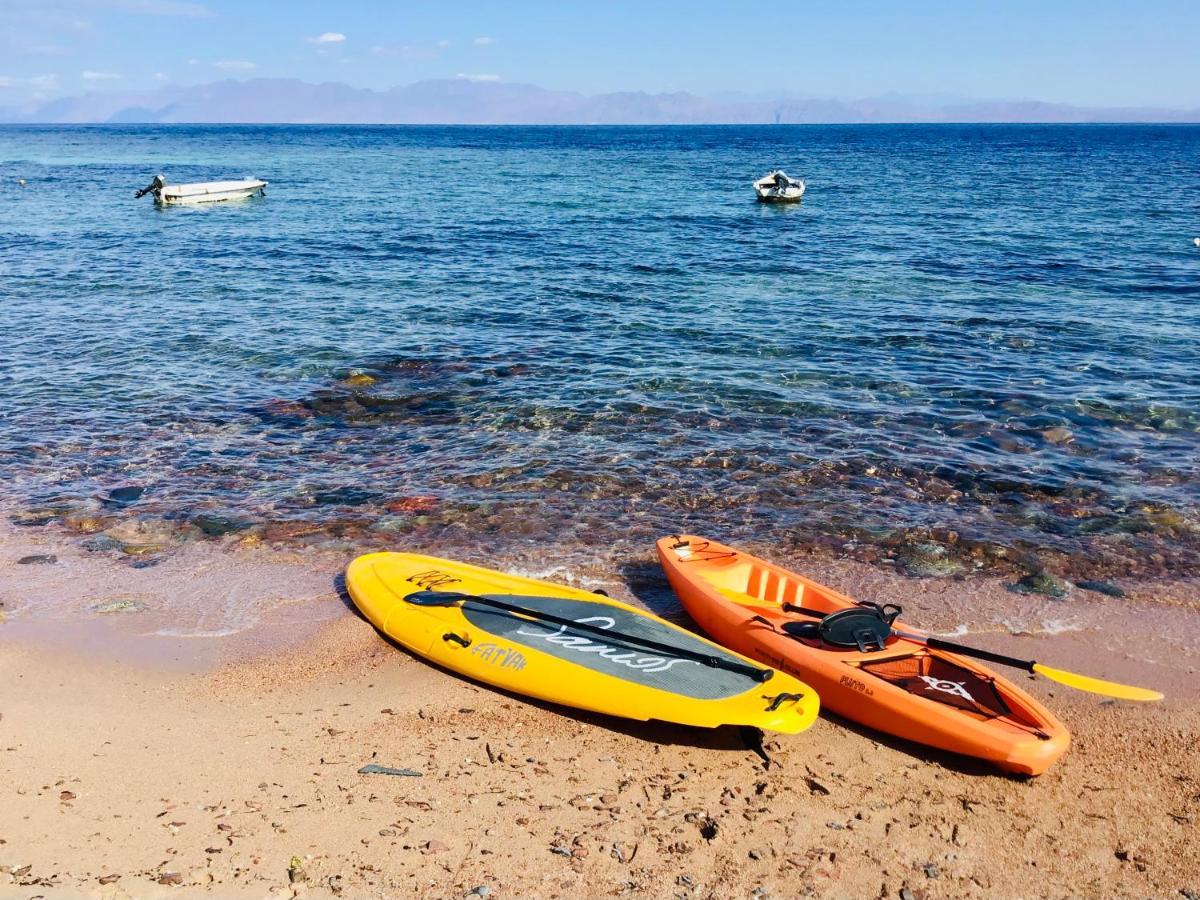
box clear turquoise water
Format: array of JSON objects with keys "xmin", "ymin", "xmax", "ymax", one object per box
[{"xmin": 1, "ymin": 125, "xmax": 1198, "ymax": 575}]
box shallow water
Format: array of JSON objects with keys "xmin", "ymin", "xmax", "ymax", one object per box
[{"xmin": 1, "ymin": 124, "xmax": 1198, "ymax": 576}]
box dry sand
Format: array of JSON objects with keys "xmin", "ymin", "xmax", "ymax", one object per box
[{"xmin": 2, "ymin": 526, "xmax": 1199, "ymax": 899}]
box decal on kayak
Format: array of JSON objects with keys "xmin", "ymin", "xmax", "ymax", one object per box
[
  {"xmin": 917, "ymin": 675, "xmax": 975, "ymax": 703},
  {"xmin": 859, "ymin": 654, "xmax": 1013, "ymax": 719},
  {"xmin": 515, "ymin": 616, "xmax": 695, "ymax": 674},
  {"xmin": 405, "ymin": 569, "xmax": 463, "ymax": 590},
  {"xmin": 460, "ymin": 594, "xmax": 760, "ymax": 700},
  {"xmin": 470, "ymin": 642, "xmax": 527, "ymax": 671}
]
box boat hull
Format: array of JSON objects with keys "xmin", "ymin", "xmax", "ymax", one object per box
[
  {"xmin": 754, "ymin": 185, "xmax": 806, "ymax": 202},
  {"xmin": 157, "ymin": 179, "xmax": 267, "ymax": 206},
  {"xmin": 656, "ymin": 535, "xmax": 1071, "ymax": 776}
]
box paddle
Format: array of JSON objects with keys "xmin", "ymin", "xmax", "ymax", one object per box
[
  {"xmin": 404, "ymin": 590, "xmax": 774, "ymax": 682},
  {"xmin": 780, "ymin": 602, "xmax": 1163, "ymax": 702},
  {"xmin": 893, "ymin": 629, "xmax": 1164, "ymax": 702}
]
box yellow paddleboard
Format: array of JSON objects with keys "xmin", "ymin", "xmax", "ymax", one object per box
[{"xmin": 345, "ymin": 552, "xmax": 818, "ymax": 734}]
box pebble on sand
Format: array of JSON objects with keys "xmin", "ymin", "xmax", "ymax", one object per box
[
  {"xmin": 17, "ymin": 554, "xmax": 57, "ymax": 565},
  {"xmin": 90, "ymin": 599, "xmax": 149, "ymax": 614},
  {"xmin": 287, "ymin": 857, "xmax": 307, "ymax": 884}
]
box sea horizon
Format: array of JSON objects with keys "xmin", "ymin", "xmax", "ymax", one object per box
[{"xmin": 2, "ymin": 31, "xmax": 1199, "ymax": 899}]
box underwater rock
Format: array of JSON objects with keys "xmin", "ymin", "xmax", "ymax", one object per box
[
  {"xmin": 1041, "ymin": 426, "xmax": 1074, "ymax": 445},
  {"xmin": 371, "ymin": 516, "xmax": 414, "ymax": 533},
  {"xmin": 101, "ymin": 519, "xmax": 181, "ymax": 554},
  {"xmin": 10, "ymin": 507, "xmax": 68, "ymax": 527},
  {"xmin": 17, "ymin": 554, "xmax": 57, "ymax": 565},
  {"xmin": 341, "ymin": 371, "xmax": 377, "ymax": 387},
  {"xmin": 1011, "ymin": 572, "xmax": 1071, "ymax": 598},
  {"xmin": 260, "ymin": 521, "xmax": 327, "ymax": 542},
  {"xmin": 1075, "ymin": 580, "xmax": 1125, "ymax": 598},
  {"xmin": 1138, "ymin": 504, "xmax": 1186, "ymax": 529},
  {"xmin": 82, "ymin": 535, "xmax": 124, "ymax": 553},
  {"xmin": 104, "ymin": 486, "xmax": 145, "ymax": 507},
  {"xmin": 261, "ymin": 398, "xmax": 313, "ymax": 420},
  {"xmin": 312, "ymin": 487, "xmax": 376, "ymax": 507},
  {"xmin": 387, "ymin": 496, "xmax": 438, "ymax": 514},
  {"xmin": 63, "ymin": 512, "xmax": 109, "ymax": 534},
  {"xmin": 896, "ymin": 542, "xmax": 966, "ymax": 577},
  {"xmin": 189, "ymin": 513, "xmax": 250, "ymax": 537}
]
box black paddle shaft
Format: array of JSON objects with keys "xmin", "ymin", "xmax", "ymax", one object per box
[
  {"xmin": 919, "ymin": 635, "xmax": 1037, "ymax": 673},
  {"xmin": 782, "ymin": 601, "xmax": 1038, "ymax": 674},
  {"xmin": 404, "ymin": 590, "xmax": 773, "ymax": 683}
]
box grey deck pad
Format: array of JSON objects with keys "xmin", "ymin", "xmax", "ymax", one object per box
[{"xmin": 460, "ymin": 594, "xmax": 760, "ymax": 700}]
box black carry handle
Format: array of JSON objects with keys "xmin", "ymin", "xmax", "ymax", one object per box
[{"xmin": 404, "ymin": 590, "xmax": 773, "ymax": 683}]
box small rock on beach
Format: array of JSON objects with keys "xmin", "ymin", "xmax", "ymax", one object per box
[{"xmin": 1010, "ymin": 572, "xmax": 1071, "ymax": 598}]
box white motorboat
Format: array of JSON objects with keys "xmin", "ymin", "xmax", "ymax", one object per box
[
  {"xmin": 134, "ymin": 174, "xmax": 268, "ymax": 206},
  {"xmin": 753, "ymin": 170, "xmax": 805, "ymax": 203}
]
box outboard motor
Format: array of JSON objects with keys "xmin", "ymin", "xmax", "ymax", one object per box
[
  {"xmin": 134, "ymin": 174, "xmax": 166, "ymax": 200},
  {"xmin": 773, "ymin": 172, "xmax": 789, "ymax": 191}
]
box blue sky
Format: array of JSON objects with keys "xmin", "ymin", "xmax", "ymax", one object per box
[{"xmin": 3, "ymin": 0, "xmax": 1198, "ymax": 107}]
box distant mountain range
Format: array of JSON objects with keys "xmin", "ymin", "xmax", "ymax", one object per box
[{"xmin": 3, "ymin": 78, "xmax": 1199, "ymax": 124}]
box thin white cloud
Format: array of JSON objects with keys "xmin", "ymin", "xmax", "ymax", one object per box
[
  {"xmin": 153, "ymin": 72, "xmax": 168, "ymax": 80},
  {"xmin": 213, "ymin": 59, "xmax": 255, "ymax": 71},
  {"xmin": 457, "ymin": 73, "xmax": 500, "ymax": 82},
  {"xmin": 101, "ymin": 0, "xmax": 213, "ymax": 17},
  {"xmin": 372, "ymin": 42, "xmax": 446, "ymax": 61},
  {"xmin": 437, "ymin": 39, "xmax": 450, "ymax": 48},
  {"xmin": 0, "ymin": 73, "xmax": 61, "ymax": 92},
  {"xmin": 308, "ymin": 31, "xmax": 345, "ymax": 44},
  {"xmin": 472, "ymin": 36, "xmax": 495, "ymax": 46},
  {"xmin": 82, "ymin": 70, "xmax": 121, "ymax": 80},
  {"xmin": 28, "ymin": 44, "xmax": 70, "ymax": 56}
]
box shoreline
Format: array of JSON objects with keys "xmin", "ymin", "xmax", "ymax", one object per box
[
  {"xmin": 2, "ymin": 519, "xmax": 1198, "ymax": 897},
  {"xmin": 2, "ymin": 518, "xmax": 1197, "ymax": 693}
]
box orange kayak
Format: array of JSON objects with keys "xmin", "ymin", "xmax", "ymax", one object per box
[{"xmin": 657, "ymin": 535, "xmax": 1070, "ymax": 776}]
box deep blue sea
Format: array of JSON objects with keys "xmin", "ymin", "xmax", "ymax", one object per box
[{"xmin": 1, "ymin": 124, "xmax": 1198, "ymax": 576}]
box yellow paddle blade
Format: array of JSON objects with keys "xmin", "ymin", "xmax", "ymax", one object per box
[{"xmin": 1032, "ymin": 664, "xmax": 1163, "ymax": 702}]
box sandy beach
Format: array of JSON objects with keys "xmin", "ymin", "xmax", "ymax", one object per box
[{"xmin": 3, "ymin": 523, "xmax": 1198, "ymax": 899}]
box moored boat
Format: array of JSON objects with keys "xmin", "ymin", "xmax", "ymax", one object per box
[
  {"xmin": 753, "ymin": 170, "xmax": 805, "ymax": 202},
  {"xmin": 134, "ymin": 174, "xmax": 267, "ymax": 205}
]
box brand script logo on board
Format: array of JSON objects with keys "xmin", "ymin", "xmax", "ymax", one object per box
[{"xmin": 515, "ymin": 616, "xmax": 693, "ymax": 674}]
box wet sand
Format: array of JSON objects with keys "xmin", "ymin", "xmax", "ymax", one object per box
[{"xmin": 2, "ymin": 525, "xmax": 1199, "ymax": 898}]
